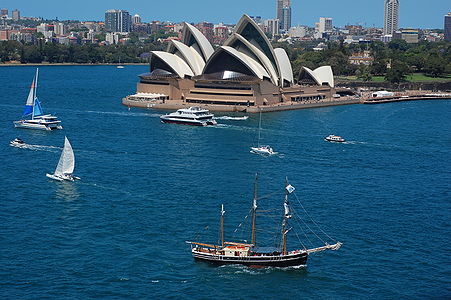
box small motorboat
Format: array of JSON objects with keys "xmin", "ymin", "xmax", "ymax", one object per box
[
  {"xmin": 250, "ymin": 145, "xmax": 277, "ymax": 156},
  {"xmin": 324, "ymin": 135, "xmax": 346, "ymax": 143},
  {"xmin": 10, "ymin": 138, "xmax": 26, "ymax": 147}
]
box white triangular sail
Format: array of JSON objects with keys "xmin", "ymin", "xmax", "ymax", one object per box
[
  {"xmin": 55, "ymin": 137, "xmax": 75, "ymax": 175},
  {"xmin": 22, "ymin": 74, "xmax": 36, "ymax": 116}
]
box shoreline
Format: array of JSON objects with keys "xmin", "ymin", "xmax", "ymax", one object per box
[{"xmin": 123, "ymin": 94, "xmax": 450, "ymax": 113}]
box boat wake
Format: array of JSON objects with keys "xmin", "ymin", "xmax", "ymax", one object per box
[
  {"xmin": 212, "ymin": 124, "xmax": 255, "ymax": 132},
  {"xmin": 85, "ymin": 110, "xmax": 160, "ymax": 118},
  {"xmin": 219, "ymin": 264, "xmax": 306, "ymax": 274},
  {"xmin": 343, "ymin": 141, "xmax": 368, "ymax": 145},
  {"xmin": 214, "ymin": 116, "xmax": 249, "ymax": 121},
  {"xmin": 10, "ymin": 143, "xmax": 61, "ymax": 152}
]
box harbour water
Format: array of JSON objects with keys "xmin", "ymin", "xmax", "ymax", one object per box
[{"xmin": 1, "ymin": 66, "xmax": 450, "ymax": 299}]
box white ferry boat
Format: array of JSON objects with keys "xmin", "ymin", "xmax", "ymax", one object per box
[
  {"xmin": 324, "ymin": 135, "xmax": 346, "ymax": 143},
  {"xmin": 160, "ymin": 107, "xmax": 217, "ymax": 126}
]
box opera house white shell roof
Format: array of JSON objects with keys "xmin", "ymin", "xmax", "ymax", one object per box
[
  {"xmin": 298, "ymin": 66, "xmax": 335, "ymax": 87},
  {"xmin": 148, "ymin": 14, "xmax": 334, "ymax": 88}
]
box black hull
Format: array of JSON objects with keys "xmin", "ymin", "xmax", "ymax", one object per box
[{"xmin": 193, "ymin": 252, "xmax": 308, "ymax": 268}]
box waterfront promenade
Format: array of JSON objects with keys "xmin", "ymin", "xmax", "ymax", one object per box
[{"xmin": 123, "ymin": 91, "xmax": 450, "ymax": 112}]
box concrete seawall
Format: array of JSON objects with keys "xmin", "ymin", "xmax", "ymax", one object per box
[{"xmin": 122, "ymin": 97, "xmax": 362, "ymax": 113}]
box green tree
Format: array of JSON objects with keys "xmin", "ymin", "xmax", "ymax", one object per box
[
  {"xmin": 385, "ymin": 60, "xmax": 410, "ymax": 83},
  {"xmin": 423, "ymin": 53, "xmax": 446, "ymax": 77},
  {"xmin": 370, "ymin": 58, "xmax": 387, "ymax": 76}
]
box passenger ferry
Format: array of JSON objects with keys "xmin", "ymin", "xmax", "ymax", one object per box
[{"xmin": 160, "ymin": 107, "xmax": 217, "ymax": 126}]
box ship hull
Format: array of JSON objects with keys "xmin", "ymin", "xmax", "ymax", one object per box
[{"xmin": 192, "ymin": 251, "xmax": 308, "ymax": 268}]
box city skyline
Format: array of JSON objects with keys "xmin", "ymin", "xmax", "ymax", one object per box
[{"xmin": 0, "ymin": 0, "xmax": 449, "ymax": 29}]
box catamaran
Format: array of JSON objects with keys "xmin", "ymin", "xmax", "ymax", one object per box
[
  {"xmin": 187, "ymin": 175, "xmax": 342, "ymax": 268},
  {"xmin": 46, "ymin": 136, "xmax": 80, "ymax": 181},
  {"xmin": 250, "ymin": 110, "xmax": 276, "ymax": 156},
  {"xmin": 160, "ymin": 106, "xmax": 217, "ymax": 126},
  {"xmin": 13, "ymin": 69, "xmax": 62, "ymax": 131}
]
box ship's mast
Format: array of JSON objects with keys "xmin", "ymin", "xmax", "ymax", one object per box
[
  {"xmin": 220, "ymin": 204, "xmax": 225, "ymax": 248},
  {"xmin": 251, "ymin": 173, "xmax": 258, "ymax": 246},
  {"xmin": 281, "ymin": 177, "xmax": 291, "ymax": 255}
]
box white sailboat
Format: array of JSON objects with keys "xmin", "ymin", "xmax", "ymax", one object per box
[
  {"xmin": 13, "ymin": 68, "xmax": 62, "ymax": 131},
  {"xmin": 250, "ymin": 110, "xmax": 277, "ymax": 156},
  {"xmin": 46, "ymin": 136, "xmax": 80, "ymax": 181}
]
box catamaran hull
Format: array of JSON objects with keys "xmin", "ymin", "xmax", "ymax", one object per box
[
  {"xmin": 14, "ymin": 121, "xmax": 62, "ymax": 131},
  {"xmin": 192, "ymin": 251, "xmax": 308, "ymax": 268},
  {"xmin": 160, "ymin": 118, "xmax": 216, "ymax": 126}
]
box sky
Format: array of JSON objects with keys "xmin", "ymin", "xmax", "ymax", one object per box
[{"xmin": 2, "ymin": 0, "xmax": 450, "ymax": 29}]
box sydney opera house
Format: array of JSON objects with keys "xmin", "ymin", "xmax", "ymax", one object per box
[{"xmin": 123, "ymin": 15, "xmax": 356, "ymax": 112}]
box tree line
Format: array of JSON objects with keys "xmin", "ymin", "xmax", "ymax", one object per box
[
  {"xmin": 0, "ymin": 40, "xmax": 165, "ymax": 64},
  {"xmin": 277, "ymin": 39, "xmax": 451, "ymax": 83},
  {"xmin": 1, "ymin": 39, "xmax": 450, "ymax": 83}
]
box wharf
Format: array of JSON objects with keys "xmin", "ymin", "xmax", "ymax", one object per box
[
  {"xmin": 363, "ymin": 93, "xmax": 451, "ymax": 104},
  {"xmin": 122, "ymin": 97, "xmax": 361, "ymax": 113}
]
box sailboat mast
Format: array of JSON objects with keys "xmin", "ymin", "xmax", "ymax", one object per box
[
  {"xmin": 251, "ymin": 173, "xmax": 258, "ymax": 246},
  {"xmin": 31, "ymin": 68, "xmax": 39, "ymax": 119},
  {"xmin": 281, "ymin": 178, "xmax": 291, "ymax": 255},
  {"xmin": 257, "ymin": 109, "xmax": 262, "ymax": 147},
  {"xmin": 34, "ymin": 68, "xmax": 39, "ymax": 100},
  {"xmin": 220, "ymin": 204, "xmax": 225, "ymax": 248}
]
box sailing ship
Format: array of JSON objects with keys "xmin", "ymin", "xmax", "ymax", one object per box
[
  {"xmin": 250, "ymin": 110, "xmax": 276, "ymax": 156},
  {"xmin": 13, "ymin": 68, "xmax": 62, "ymax": 131},
  {"xmin": 187, "ymin": 175, "xmax": 342, "ymax": 267},
  {"xmin": 46, "ymin": 136, "xmax": 80, "ymax": 181}
]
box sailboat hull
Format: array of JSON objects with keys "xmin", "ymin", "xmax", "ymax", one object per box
[
  {"xmin": 46, "ymin": 173, "xmax": 79, "ymax": 181},
  {"xmin": 14, "ymin": 120, "xmax": 62, "ymax": 130},
  {"xmin": 192, "ymin": 250, "xmax": 308, "ymax": 268}
]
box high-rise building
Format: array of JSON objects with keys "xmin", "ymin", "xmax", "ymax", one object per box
[
  {"xmin": 384, "ymin": 0, "xmax": 399, "ymax": 35},
  {"xmin": 54, "ymin": 22, "xmax": 67, "ymax": 36},
  {"xmin": 317, "ymin": 17, "xmax": 333, "ymax": 34},
  {"xmin": 445, "ymin": 13, "xmax": 451, "ymax": 42},
  {"xmin": 132, "ymin": 14, "xmax": 141, "ymax": 25},
  {"xmin": 282, "ymin": 6, "xmax": 291, "ymax": 32},
  {"xmin": 105, "ymin": 9, "xmax": 131, "ymax": 33},
  {"xmin": 276, "ymin": 0, "xmax": 291, "ymax": 32},
  {"xmin": 12, "ymin": 9, "xmax": 20, "ymax": 21},
  {"xmin": 265, "ymin": 19, "xmax": 280, "ymax": 37},
  {"xmin": 1, "ymin": 9, "xmax": 8, "ymax": 17}
]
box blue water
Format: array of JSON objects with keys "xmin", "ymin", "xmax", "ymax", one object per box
[{"xmin": 0, "ymin": 66, "xmax": 450, "ymax": 299}]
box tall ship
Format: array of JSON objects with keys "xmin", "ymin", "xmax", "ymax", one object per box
[
  {"xmin": 13, "ymin": 69, "xmax": 62, "ymax": 131},
  {"xmin": 187, "ymin": 175, "xmax": 342, "ymax": 267},
  {"xmin": 160, "ymin": 106, "xmax": 217, "ymax": 126}
]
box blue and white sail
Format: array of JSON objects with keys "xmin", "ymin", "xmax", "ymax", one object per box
[
  {"xmin": 22, "ymin": 69, "xmax": 44, "ymax": 118},
  {"xmin": 22, "ymin": 76, "xmax": 36, "ymax": 116}
]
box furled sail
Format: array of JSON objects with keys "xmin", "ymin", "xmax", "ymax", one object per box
[{"xmin": 55, "ymin": 137, "xmax": 75, "ymax": 175}]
